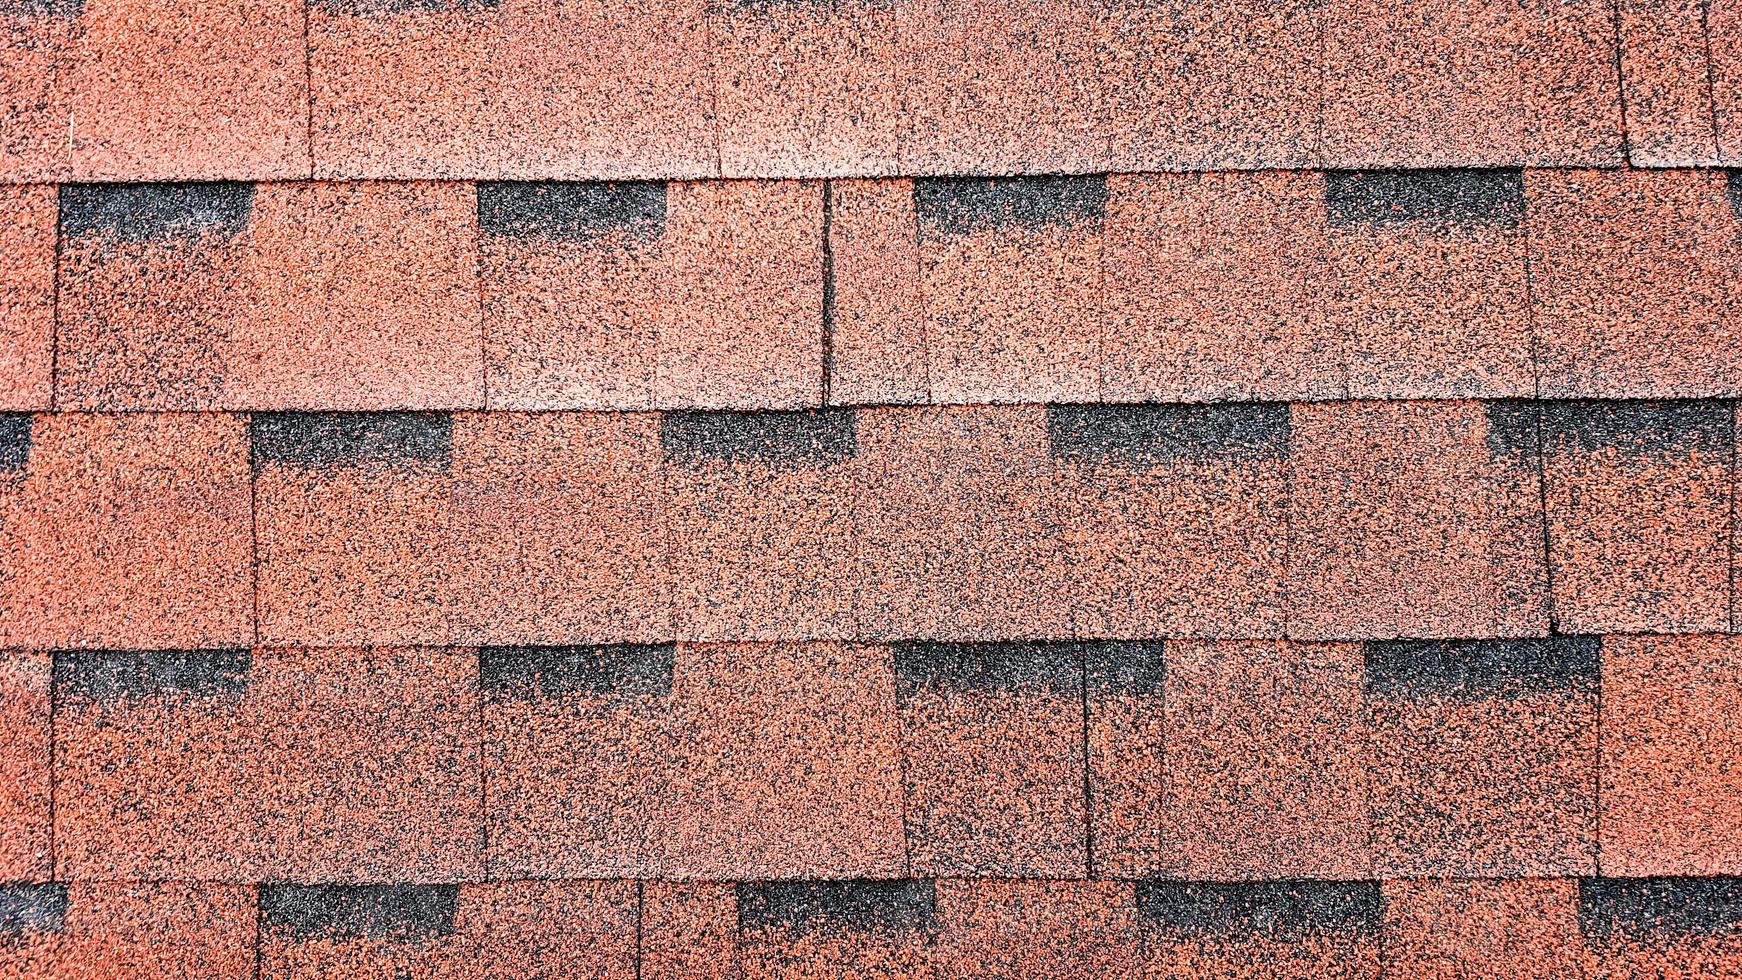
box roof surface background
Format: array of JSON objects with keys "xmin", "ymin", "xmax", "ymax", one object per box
[{"xmin": 6, "ymin": 0, "xmax": 1742, "ymax": 976}]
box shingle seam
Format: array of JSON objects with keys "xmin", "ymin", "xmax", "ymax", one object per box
[
  {"xmin": 1703, "ymin": 0, "xmax": 1723, "ymax": 162},
  {"xmin": 1534, "ymin": 404, "xmax": 1560, "ymax": 635},
  {"xmin": 48, "ymin": 188, "xmax": 61, "ymax": 411},
  {"xmin": 821, "ymin": 180, "xmax": 834, "ymax": 407},
  {"xmin": 301, "ymin": 0, "xmax": 315, "ymax": 180},
  {"xmin": 1729, "ymin": 406, "xmax": 1738, "ymax": 632},
  {"xmin": 632, "ymin": 879, "xmax": 644, "ymax": 980},
  {"xmin": 477, "ymin": 650, "xmax": 490, "ymax": 880},
  {"xmin": 1079, "ymin": 654, "xmax": 1096, "ymax": 879},
  {"xmin": 1610, "ymin": 0, "xmax": 1635, "ymax": 163}
]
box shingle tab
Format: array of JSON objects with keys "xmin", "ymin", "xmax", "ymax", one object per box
[{"xmin": 1136, "ymin": 880, "xmax": 1383, "ymax": 940}]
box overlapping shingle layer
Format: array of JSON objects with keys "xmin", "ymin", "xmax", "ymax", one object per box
[{"xmin": 8, "ymin": 2, "xmax": 1742, "ymax": 977}]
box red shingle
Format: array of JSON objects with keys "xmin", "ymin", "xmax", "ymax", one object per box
[
  {"xmin": 1541, "ymin": 401, "xmax": 1734, "ymax": 634},
  {"xmin": 1053, "ymin": 404, "xmax": 1289, "ymax": 638},
  {"xmin": 711, "ymin": 0, "xmax": 905, "ymax": 178},
  {"xmin": 1365, "ymin": 638, "xmax": 1599, "ymax": 877},
  {"xmin": 1287, "ymin": 400, "xmax": 1549, "ymax": 640},
  {"xmin": 1133, "ymin": 879, "xmax": 1384, "ymax": 980},
  {"xmin": 1084, "ymin": 642, "xmax": 1167, "ymax": 878},
  {"xmin": 1527, "ymin": 168, "xmax": 1742, "ymax": 399},
  {"xmin": 481, "ymin": 180, "xmax": 824, "ymax": 411},
  {"xmin": 257, "ymin": 881, "xmax": 637, "ymax": 980},
  {"xmin": 900, "ymin": 0, "xmax": 1104, "ymax": 175},
  {"xmin": 1382, "ymin": 878, "xmax": 1586, "ymax": 980},
  {"xmin": 664, "ymin": 410, "xmax": 861, "ymax": 641},
  {"xmin": 640, "ymin": 882, "xmax": 740, "ymax": 980},
  {"xmin": 450, "ymin": 412, "xmax": 670, "ymax": 645},
  {"xmin": 1158, "ymin": 640, "xmax": 1371, "ymax": 880},
  {"xmin": 0, "ymin": 651, "xmax": 50, "ymax": 879},
  {"xmin": 1099, "ymin": 0, "xmax": 1323, "ymax": 171},
  {"xmin": 66, "ymin": 0, "xmax": 307, "ymax": 180},
  {"xmin": 484, "ymin": 642, "xmax": 905, "ymax": 879},
  {"xmin": 1322, "ymin": 0, "xmax": 1620, "ymax": 166},
  {"xmin": 1602, "ymin": 635, "xmax": 1742, "ymax": 876},
  {"xmin": 54, "ymin": 646, "xmax": 481, "ymax": 881},
  {"xmin": 1713, "ymin": 0, "xmax": 1742, "ymax": 162},
  {"xmin": 308, "ymin": 0, "xmax": 714, "ymax": 179},
  {"xmin": 0, "ymin": 186, "xmax": 54, "ymax": 410},
  {"xmin": 0, "ymin": 413, "xmax": 252, "ymax": 650},
  {"xmin": 855, "ymin": 406, "xmax": 1070, "ymax": 641},
  {"xmin": 914, "ymin": 176, "xmax": 1103, "ymax": 404},
  {"xmin": 0, "ymin": 882, "xmax": 256, "ymax": 980},
  {"xmin": 1101, "ymin": 171, "xmax": 1339, "ymax": 404},
  {"xmin": 256, "ymin": 412, "xmax": 669, "ymax": 647},
  {"xmin": 1619, "ymin": 0, "xmax": 1720, "ymax": 165},
  {"xmin": 933, "ymin": 879, "xmax": 1132, "ymax": 979},
  {"xmin": 826, "ymin": 178, "xmax": 928, "ymax": 406},
  {"xmin": 58, "ymin": 182, "xmax": 483, "ymax": 411},
  {"xmin": 1325, "ymin": 169, "xmax": 1535, "ymax": 399},
  {"xmin": 735, "ymin": 880, "xmax": 940, "ymax": 979},
  {"xmin": 0, "ymin": 7, "xmax": 73, "ymax": 181},
  {"xmin": 1578, "ymin": 876, "xmax": 1742, "ymax": 978},
  {"xmin": 895, "ymin": 642, "xmax": 1087, "ymax": 877}
]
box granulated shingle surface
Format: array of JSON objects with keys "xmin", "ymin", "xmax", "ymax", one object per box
[{"xmin": 14, "ymin": 5, "xmax": 1742, "ymax": 977}]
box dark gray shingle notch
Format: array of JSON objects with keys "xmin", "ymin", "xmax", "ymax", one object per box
[
  {"xmin": 1136, "ymin": 879, "xmax": 1383, "ymax": 940},
  {"xmin": 59, "ymin": 183, "xmax": 255, "ymax": 243},
  {"xmin": 1539, "ymin": 399, "xmax": 1734, "ymax": 459},
  {"xmin": 479, "ymin": 644, "xmax": 675, "ymax": 701},
  {"xmin": 1363, "ymin": 637, "xmax": 1601, "ymax": 700},
  {"xmin": 259, "ymin": 884, "xmax": 459, "ymax": 944},
  {"xmin": 1579, "ymin": 876, "xmax": 1742, "ymax": 941},
  {"xmin": 1484, "ymin": 399, "xmax": 1541, "ymax": 464},
  {"xmin": 310, "ymin": 0, "xmax": 500, "ymax": 15},
  {"xmin": 914, "ymin": 175, "xmax": 1108, "ymax": 238},
  {"xmin": 0, "ymin": 414, "xmax": 32, "ymax": 475},
  {"xmin": 660, "ymin": 409, "xmax": 856, "ymax": 470},
  {"xmin": 736, "ymin": 880, "xmax": 938, "ymax": 936},
  {"xmin": 1047, "ymin": 403, "xmax": 1290, "ymax": 469},
  {"xmin": 249, "ymin": 412, "xmax": 454, "ymax": 473},
  {"xmin": 1323, "ymin": 169, "xmax": 1524, "ymax": 228},
  {"xmin": 1084, "ymin": 641, "xmax": 1166, "ymax": 698},
  {"xmin": 891, "ymin": 642, "xmax": 1082, "ymax": 698},
  {"xmin": 477, "ymin": 181, "xmax": 666, "ymax": 242},
  {"xmin": 0, "ymin": 883, "xmax": 67, "ymax": 936},
  {"xmin": 53, "ymin": 649, "xmax": 252, "ymax": 702}
]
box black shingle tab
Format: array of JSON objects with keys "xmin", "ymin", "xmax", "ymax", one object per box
[
  {"xmin": 915, "ymin": 176, "xmax": 1108, "ymax": 237},
  {"xmin": 1136, "ymin": 879, "xmax": 1383, "ymax": 940},
  {"xmin": 1364, "ymin": 637, "xmax": 1601, "ymax": 699},
  {"xmin": 259, "ymin": 884, "xmax": 459, "ymax": 944},
  {"xmin": 1539, "ymin": 399, "xmax": 1734, "ymax": 459},
  {"xmin": 736, "ymin": 880, "xmax": 938, "ymax": 936},
  {"xmin": 1047, "ymin": 403, "xmax": 1290, "ymax": 469},
  {"xmin": 0, "ymin": 883, "xmax": 67, "ymax": 935},
  {"xmin": 60, "ymin": 183, "xmax": 255, "ymax": 243},
  {"xmin": 477, "ymin": 181, "xmax": 666, "ymax": 242},
  {"xmin": 479, "ymin": 644, "xmax": 676, "ymax": 701},
  {"xmin": 1484, "ymin": 400, "xmax": 1541, "ymax": 464},
  {"xmin": 1579, "ymin": 876, "xmax": 1742, "ymax": 941},
  {"xmin": 0, "ymin": 413, "xmax": 32, "ymax": 474},
  {"xmin": 661, "ymin": 409, "xmax": 857, "ymax": 470},
  {"xmin": 1324, "ymin": 169, "xmax": 1525, "ymax": 228},
  {"xmin": 250, "ymin": 412, "xmax": 454, "ymax": 472},
  {"xmin": 892, "ymin": 642, "xmax": 1082, "ymax": 698},
  {"xmin": 54, "ymin": 649, "xmax": 252, "ymax": 702},
  {"xmin": 1084, "ymin": 641, "xmax": 1167, "ymax": 698}
]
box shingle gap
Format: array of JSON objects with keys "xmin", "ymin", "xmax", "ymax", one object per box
[
  {"xmin": 1538, "ymin": 399, "xmax": 1735, "ymax": 458},
  {"xmin": 476, "ymin": 181, "xmax": 667, "ymax": 242},
  {"xmin": 735, "ymin": 880, "xmax": 938, "ymax": 936},
  {"xmin": 258, "ymin": 884, "xmax": 460, "ymax": 944},
  {"xmin": 478, "ymin": 644, "xmax": 675, "ymax": 701},
  {"xmin": 1046, "ymin": 403, "xmax": 1290, "ymax": 469},
  {"xmin": 1323, "ymin": 169, "xmax": 1525, "ymax": 228},
  {"xmin": 891, "ymin": 641, "xmax": 1082, "ymax": 697},
  {"xmin": 0, "ymin": 413, "xmax": 32, "ymax": 474},
  {"xmin": 1578, "ymin": 876, "xmax": 1742, "ymax": 941},
  {"xmin": 1362, "ymin": 637, "xmax": 1601, "ymax": 700},
  {"xmin": 1135, "ymin": 879, "xmax": 1384, "ymax": 940},
  {"xmin": 53, "ymin": 649, "xmax": 252, "ymax": 702},
  {"xmin": 249, "ymin": 412, "xmax": 454, "ymax": 472},
  {"xmin": 59, "ymin": 183, "xmax": 255, "ymax": 243},
  {"xmin": 0, "ymin": 883, "xmax": 67, "ymax": 936},
  {"xmin": 660, "ymin": 408, "xmax": 856, "ymax": 469},
  {"xmin": 914, "ymin": 175, "xmax": 1107, "ymax": 238}
]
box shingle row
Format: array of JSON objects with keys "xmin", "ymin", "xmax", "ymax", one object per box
[
  {"xmin": 0, "ymin": 402, "xmax": 1734, "ymax": 647},
  {"xmin": 3, "ymin": 636, "xmax": 1741, "ymax": 884},
  {"xmin": 11, "ymin": 0, "xmax": 1742, "ymax": 180},
  {"xmin": 7, "ymin": 170, "xmax": 1742, "ymax": 413},
  {"xmin": 5, "ymin": 875, "xmax": 1742, "ymax": 978}
]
